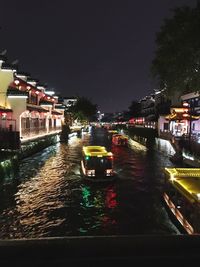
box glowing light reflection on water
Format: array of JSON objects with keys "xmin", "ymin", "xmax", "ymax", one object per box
[{"xmin": 0, "ymin": 128, "xmax": 179, "ymax": 238}]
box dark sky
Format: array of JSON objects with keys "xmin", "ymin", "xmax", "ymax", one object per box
[{"xmin": 0, "ymin": 0, "xmax": 197, "ymax": 113}]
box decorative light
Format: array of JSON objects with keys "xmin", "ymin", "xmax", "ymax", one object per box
[
  {"xmin": 170, "ymin": 174, "xmax": 176, "ymax": 182},
  {"xmin": 172, "ymin": 108, "xmax": 189, "ymax": 113},
  {"xmin": 183, "ymin": 102, "xmax": 189, "ymax": 107},
  {"xmin": 2, "ymin": 113, "xmax": 7, "ymax": 119},
  {"xmin": 1, "ymin": 69, "xmax": 13, "ymax": 72},
  {"xmin": 183, "ymin": 114, "xmax": 189, "ymax": 117},
  {"xmin": 8, "ymin": 95, "xmax": 28, "ymax": 99},
  {"xmin": 14, "ymin": 80, "xmax": 20, "ymax": 85},
  {"xmin": 45, "ymin": 90, "xmax": 55, "ymax": 96}
]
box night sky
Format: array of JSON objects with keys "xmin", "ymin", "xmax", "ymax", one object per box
[{"xmin": 0, "ymin": 0, "xmax": 197, "ymax": 113}]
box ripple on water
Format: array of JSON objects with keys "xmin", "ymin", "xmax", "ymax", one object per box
[{"xmin": 0, "ymin": 131, "xmax": 180, "ymax": 238}]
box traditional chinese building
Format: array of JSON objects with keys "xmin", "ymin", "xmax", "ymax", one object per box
[{"xmin": 0, "ymin": 55, "xmax": 65, "ymax": 148}]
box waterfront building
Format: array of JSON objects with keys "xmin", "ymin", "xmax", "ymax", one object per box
[
  {"xmin": 181, "ymin": 92, "xmax": 200, "ymax": 138},
  {"xmin": 0, "ymin": 56, "xmax": 65, "ymax": 148},
  {"xmin": 158, "ymin": 92, "xmax": 200, "ymax": 141}
]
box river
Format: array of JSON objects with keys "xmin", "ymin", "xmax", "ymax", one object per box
[{"xmin": 0, "ymin": 127, "xmax": 180, "ymax": 238}]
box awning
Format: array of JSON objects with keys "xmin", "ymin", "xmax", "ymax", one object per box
[
  {"xmin": 52, "ymin": 110, "xmax": 62, "ymax": 115},
  {"xmin": 0, "ymin": 107, "xmax": 12, "ymax": 112},
  {"xmin": 7, "ymin": 88, "xmax": 28, "ymax": 97},
  {"xmin": 27, "ymin": 104, "xmax": 49, "ymax": 113}
]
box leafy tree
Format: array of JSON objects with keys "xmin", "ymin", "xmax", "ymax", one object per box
[
  {"xmin": 151, "ymin": 4, "xmax": 200, "ymax": 97},
  {"xmin": 128, "ymin": 100, "xmax": 141, "ymax": 117},
  {"xmin": 68, "ymin": 96, "xmax": 97, "ymax": 122}
]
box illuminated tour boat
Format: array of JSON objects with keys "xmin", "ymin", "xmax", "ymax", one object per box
[
  {"xmin": 112, "ymin": 134, "xmax": 128, "ymax": 146},
  {"xmin": 107, "ymin": 129, "xmax": 118, "ymax": 138},
  {"xmin": 164, "ymin": 168, "xmax": 200, "ymax": 234},
  {"xmin": 81, "ymin": 146, "xmax": 114, "ymax": 180}
]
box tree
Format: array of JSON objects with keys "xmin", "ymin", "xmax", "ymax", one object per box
[
  {"xmin": 68, "ymin": 96, "xmax": 97, "ymax": 122},
  {"xmin": 151, "ymin": 4, "xmax": 200, "ymax": 97},
  {"xmin": 128, "ymin": 100, "xmax": 141, "ymax": 117}
]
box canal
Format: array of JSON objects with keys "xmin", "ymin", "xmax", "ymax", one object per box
[{"xmin": 0, "ymin": 127, "xmax": 180, "ymax": 239}]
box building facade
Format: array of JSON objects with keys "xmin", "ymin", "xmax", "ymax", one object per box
[{"xmin": 0, "ymin": 55, "xmax": 65, "ymax": 147}]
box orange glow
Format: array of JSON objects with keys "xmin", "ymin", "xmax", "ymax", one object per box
[
  {"xmin": 183, "ymin": 113, "xmax": 189, "ymax": 117},
  {"xmin": 183, "ymin": 102, "xmax": 189, "ymax": 107},
  {"xmin": 172, "ymin": 108, "xmax": 189, "ymax": 113},
  {"xmin": 14, "ymin": 80, "xmax": 20, "ymax": 85}
]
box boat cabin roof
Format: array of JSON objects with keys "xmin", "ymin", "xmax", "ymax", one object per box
[
  {"xmin": 165, "ymin": 168, "xmax": 200, "ymax": 203},
  {"xmin": 113, "ymin": 134, "xmax": 128, "ymax": 139},
  {"xmin": 108, "ymin": 130, "xmax": 118, "ymax": 134},
  {"xmin": 82, "ymin": 146, "xmax": 113, "ymax": 157}
]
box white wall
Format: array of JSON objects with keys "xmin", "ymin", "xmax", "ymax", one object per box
[
  {"xmin": 192, "ymin": 119, "xmax": 200, "ymax": 134},
  {"xmin": 0, "ymin": 69, "xmax": 14, "ymax": 107},
  {"xmin": 7, "ymin": 97, "xmax": 27, "ymax": 132},
  {"xmin": 155, "ymin": 138, "xmax": 175, "ymax": 156},
  {"xmin": 158, "ymin": 116, "xmax": 169, "ymax": 135}
]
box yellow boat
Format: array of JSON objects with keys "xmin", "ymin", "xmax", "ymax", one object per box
[
  {"xmin": 163, "ymin": 168, "xmax": 200, "ymax": 234},
  {"xmin": 81, "ymin": 146, "xmax": 114, "ymax": 180}
]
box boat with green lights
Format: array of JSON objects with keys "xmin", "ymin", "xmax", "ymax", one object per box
[
  {"xmin": 164, "ymin": 168, "xmax": 200, "ymax": 234},
  {"xmin": 81, "ymin": 146, "xmax": 114, "ymax": 181}
]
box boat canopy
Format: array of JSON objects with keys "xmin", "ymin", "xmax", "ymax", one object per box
[
  {"xmin": 165, "ymin": 168, "xmax": 200, "ymax": 203},
  {"xmin": 82, "ymin": 146, "xmax": 113, "ymax": 157}
]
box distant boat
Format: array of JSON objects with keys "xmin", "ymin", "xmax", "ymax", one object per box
[
  {"xmin": 107, "ymin": 130, "xmax": 118, "ymax": 139},
  {"xmin": 112, "ymin": 134, "xmax": 128, "ymax": 146}
]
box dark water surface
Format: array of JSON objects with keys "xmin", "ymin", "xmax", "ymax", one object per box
[{"xmin": 0, "ymin": 128, "xmax": 180, "ymax": 238}]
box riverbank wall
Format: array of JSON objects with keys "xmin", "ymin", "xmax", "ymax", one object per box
[
  {"xmin": 123, "ymin": 126, "xmax": 200, "ymax": 167},
  {"xmin": 0, "ymin": 133, "xmax": 61, "ymax": 180}
]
